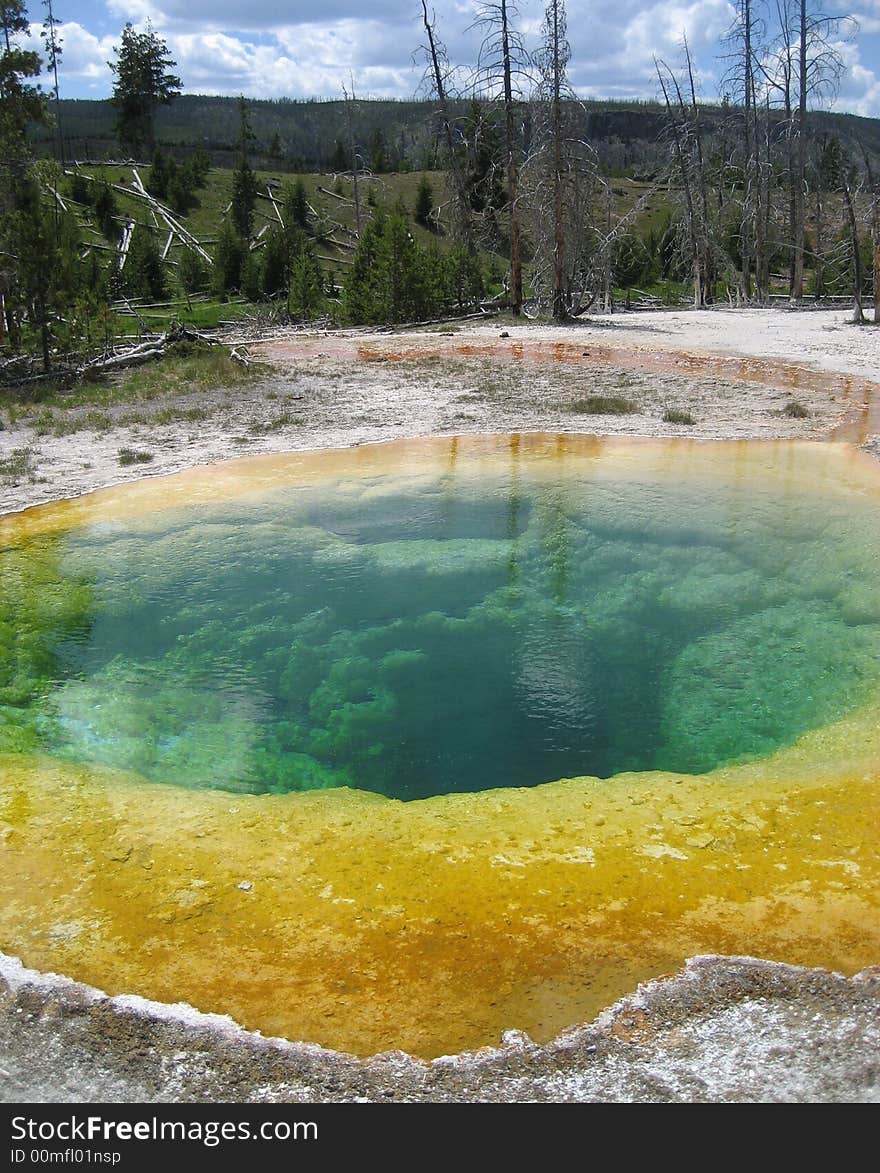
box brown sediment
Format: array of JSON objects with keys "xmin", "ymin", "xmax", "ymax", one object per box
[
  {"xmin": 260, "ymin": 334, "xmax": 880, "ymax": 427},
  {"xmin": 257, "ymin": 330, "xmax": 880, "ymax": 445}
]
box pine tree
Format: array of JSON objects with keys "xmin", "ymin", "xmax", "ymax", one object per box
[
  {"xmin": 121, "ymin": 225, "xmax": 166, "ymax": 300},
  {"xmin": 147, "ymin": 146, "xmax": 169, "ymax": 200},
  {"xmin": 0, "ymin": 2, "xmax": 51, "ymax": 358},
  {"xmin": 288, "ymin": 246, "xmax": 325, "ymax": 318},
  {"xmin": 343, "ymin": 215, "xmax": 383, "ymax": 323},
  {"xmin": 230, "ymin": 96, "xmax": 257, "ymax": 239},
  {"xmin": 414, "ymin": 174, "xmax": 434, "ymax": 227},
  {"xmin": 260, "ymin": 227, "xmax": 288, "ymax": 299},
  {"xmin": 178, "ymin": 248, "xmax": 208, "ymax": 296},
  {"xmin": 286, "ymin": 178, "xmax": 309, "ymax": 229},
  {"xmin": 369, "ymin": 128, "xmax": 388, "ymax": 173},
  {"xmin": 40, "ymin": 0, "xmax": 64, "ymax": 162},
  {"xmin": 212, "ymin": 220, "xmax": 244, "ymax": 295},
  {"xmin": 93, "ymin": 181, "xmax": 119, "ymax": 240},
  {"xmin": 240, "ymin": 250, "xmax": 261, "ymax": 302},
  {"xmin": 109, "ymin": 20, "xmax": 181, "ymax": 157}
]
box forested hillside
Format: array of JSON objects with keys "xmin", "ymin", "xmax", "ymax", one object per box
[{"xmin": 31, "ymin": 94, "xmax": 880, "ymax": 178}]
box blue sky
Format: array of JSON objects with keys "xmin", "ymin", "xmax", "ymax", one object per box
[{"xmin": 25, "ymin": 0, "xmax": 880, "ymax": 116}]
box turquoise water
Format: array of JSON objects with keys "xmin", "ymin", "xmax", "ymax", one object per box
[{"xmin": 3, "ymin": 442, "xmax": 880, "ymax": 800}]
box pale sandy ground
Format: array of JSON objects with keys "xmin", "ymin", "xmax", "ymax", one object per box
[
  {"xmin": 1, "ymin": 306, "xmax": 878, "ymax": 517},
  {"xmin": 1, "ymin": 305, "xmax": 879, "ymax": 1103}
]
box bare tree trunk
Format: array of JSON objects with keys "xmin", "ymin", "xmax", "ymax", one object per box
[
  {"xmin": 792, "ymin": 0, "xmax": 808, "ymax": 299},
  {"xmin": 420, "ymin": 1, "xmax": 474, "ymax": 253},
  {"xmin": 841, "ymin": 172, "xmax": 864, "ymax": 324},
  {"xmin": 550, "ymin": 0, "xmax": 566, "ymax": 320},
  {"xmin": 685, "ymin": 40, "xmax": 713, "ymax": 303},
  {"xmin": 862, "ymin": 148, "xmax": 880, "ymax": 323},
  {"xmin": 813, "ymin": 187, "xmax": 824, "ymax": 298},
  {"xmin": 657, "ymin": 60, "xmax": 703, "ymax": 307},
  {"xmin": 759, "ymin": 93, "xmax": 773, "ymax": 300},
  {"xmin": 500, "ymin": 0, "xmax": 523, "ymax": 315},
  {"xmin": 740, "ymin": 0, "xmax": 755, "ymax": 303},
  {"xmin": 342, "ymin": 82, "xmax": 361, "ymax": 237}
]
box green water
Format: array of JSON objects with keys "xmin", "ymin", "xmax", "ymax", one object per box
[{"xmin": 3, "ymin": 445, "xmax": 880, "ymax": 800}]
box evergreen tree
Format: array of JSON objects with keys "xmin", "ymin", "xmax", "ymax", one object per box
[
  {"xmin": 369, "ymin": 127, "xmax": 388, "ymax": 173},
  {"xmin": 178, "ymin": 248, "xmax": 208, "ymax": 296},
  {"xmin": 286, "ymin": 177, "xmax": 309, "ymax": 229},
  {"xmin": 14, "ymin": 188, "xmax": 85, "ymax": 367},
  {"xmin": 414, "ymin": 174, "xmax": 434, "ymax": 227},
  {"xmin": 239, "ymin": 249, "xmax": 261, "ymax": 302},
  {"xmin": 167, "ymin": 162, "xmax": 195, "ymax": 214},
  {"xmin": 446, "ymin": 244, "xmax": 483, "ymax": 310},
  {"xmin": 65, "ymin": 170, "xmax": 89, "ymax": 204},
  {"xmin": 373, "ymin": 209, "xmax": 428, "ymax": 320},
  {"xmin": 186, "ymin": 148, "xmax": 210, "ymax": 188},
  {"xmin": 93, "ymin": 180, "xmax": 120, "ymax": 240},
  {"xmin": 260, "ymin": 227, "xmax": 288, "ymax": 298},
  {"xmin": 121, "ymin": 224, "xmax": 166, "ymax": 300},
  {"xmin": 212, "ymin": 219, "xmax": 244, "ymax": 295},
  {"xmin": 40, "ymin": 0, "xmax": 64, "ymax": 162},
  {"xmin": 288, "ymin": 245, "xmax": 325, "ymax": 318},
  {"xmin": 331, "ymin": 138, "xmax": 349, "ymax": 171},
  {"xmin": 230, "ymin": 96, "xmax": 257, "ymax": 239},
  {"xmin": 342, "ymin": 214, "xmax": 383, "ymax": 323},
  {"xmin": 147, "ymin": 146, "xmax": 169, "ymax": 200},
  {"xmin": 109, "ymin": 20, "xmax": 181, "ymax": 157},
  {"xmin": 0, "ymin": 1, "xmax": 77, "ymax": 365},
  {"xmin": 231, "ymin": 156, "xmax": 257, "ymax": 239}
]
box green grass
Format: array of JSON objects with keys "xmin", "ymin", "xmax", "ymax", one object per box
[
  {"xmin": 572, "ymin": 395, "xmax": 640, "ymax": 415},
  {"xmin": 663, "ymin": 407, "xmax": 696, "ymax": 425},
  {"xmin": 247, "ymin": 413, "xmax": 299, "ymax": 434},
  {"xmin": 19, "ymin": 346, "xmax": 265, "ymax": 414},
  {"xmin": 0, "ymin": 447, "xmax": 36, "ymax": 482},
  {"xmin": 783, "ymin": 400, "xmax": 810, "ymax": 418},
  {"xmin": 152, "ymin": 405, "xmax": 210, "ymax": 425},
  {"xmin": 117, "ymin": 448, "xmax": 154, "ymax": 465}
]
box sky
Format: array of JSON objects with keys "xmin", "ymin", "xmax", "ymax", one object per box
[{"xmin": 23, "ymin": 0, "xmax": 880, "ymax": 117}]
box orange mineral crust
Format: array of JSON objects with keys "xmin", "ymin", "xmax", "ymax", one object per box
[{"xmin": 1, "ymin": 434, "xmax": 879, "ymax": 1058}]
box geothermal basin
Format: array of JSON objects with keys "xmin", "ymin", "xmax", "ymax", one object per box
[{"xmin": 1, "ymin": 432, "xmax": 879, "ymax": 1058}]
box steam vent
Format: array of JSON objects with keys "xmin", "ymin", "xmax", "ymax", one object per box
[{"xmin": 1, "ymin": 433, "xmax": 879, "ymax": 1058}]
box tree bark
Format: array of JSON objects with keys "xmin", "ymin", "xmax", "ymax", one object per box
[
  {"xmin": 500, "ymin": 0, "xmax": 522, "ymax": 315},
  {"xmin": 550, "ymin": 1, "xmax": 566, "ymax": 321},
  {"xmin": 657, "ymin": 61, "xmax": 703, "ymax": 307},
  {"xmin": 841, "ymin": 173, "xmax": 864, "ymax": 324},
  {"xmin": 792, "ymin": 0, "xmax": 808, "ymax": 299},
  {"xmin": 421, "ymin": 1, "xmax": 474, "ymax": 254}
]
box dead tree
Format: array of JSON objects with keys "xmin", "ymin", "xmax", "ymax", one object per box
[
  {"xmin": 471, "ymin": 1, "xmax": 530, "ymax": 314},
  {"xmin": 418, "ymin": 1, "xmax": 475, "ymax": 252},
  {"xmin": 840, "ymin": 168, "xmax": 865, "ymax": 324},
  {"xmin": 531, "ymin": 0, "xmax": 572, "ymax": 321},
  {"xmin": 342, "ymin": 79, "xmax": 362, "ymax": 237},
  {"xmin": 861, "ymin": 146, "xmax": 879, "ymax": 323},
  {"xmin": 791, "ymin": 1, "xmax": 856, "ymax": 300},
  {"xmin": 656, "ymin": 49, "xmax": 715, "ymax": 307}
]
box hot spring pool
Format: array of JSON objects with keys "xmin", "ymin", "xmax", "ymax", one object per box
[{"xmin": 1, "ymin": 434, "xmax": 879, "ymax": 1056}]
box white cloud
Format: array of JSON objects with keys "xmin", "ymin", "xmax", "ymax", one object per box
[
  {"xmin": 24, "ymin": 0, "xmax": 880, "ymax": 115},
  {"xmin": 105, "ymin": 0, "xmax": 413, "ymax": 33},
  {"xmin": 30, "ymin": 21, "xmax": 117, "ymax": 90}
]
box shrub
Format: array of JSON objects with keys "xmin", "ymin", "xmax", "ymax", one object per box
[
  {"xmin": 572, "ymin": 396, "xmax": 640, "ymax": 415},
  {"xmin": 117, "ymin": 448, "xmax": 154, "ymax": 465},
  {"xmin": 663, "ymin": 407, "xmax": 696, "ymax": 425}
]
